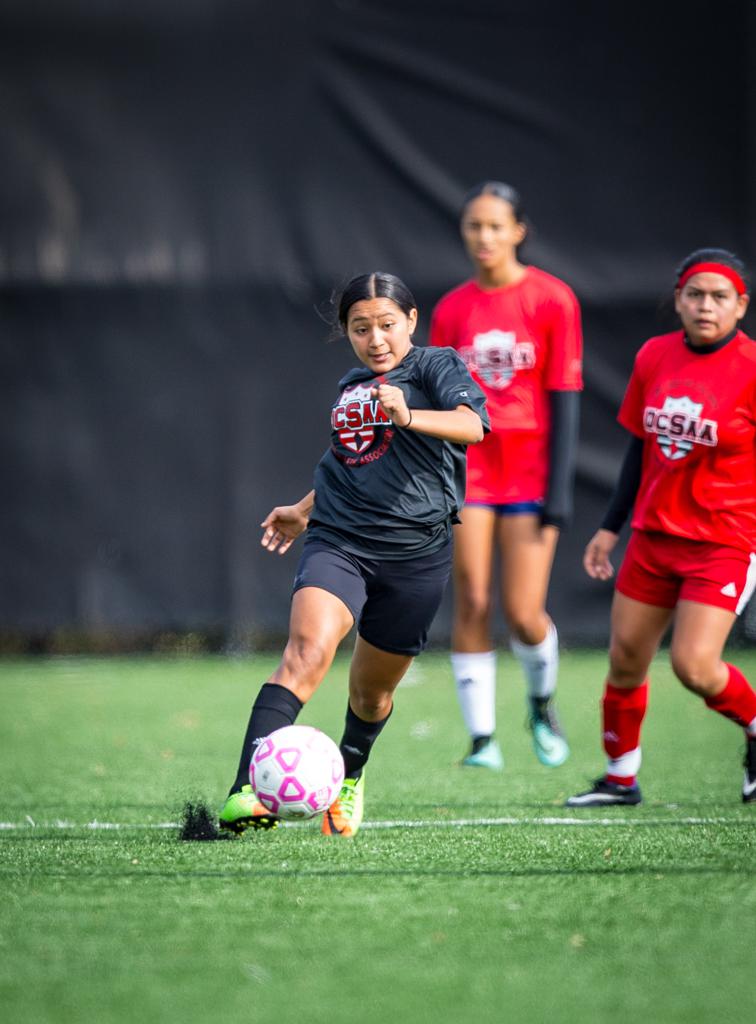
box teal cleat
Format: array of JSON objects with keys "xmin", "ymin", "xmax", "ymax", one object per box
[
  {"xmin": 461, "ymin": 738, "xmax": 504, "ymax": 771},
  {"xmin": 529, "ymin": 697, "xmax": 569, "ymax": 767}
]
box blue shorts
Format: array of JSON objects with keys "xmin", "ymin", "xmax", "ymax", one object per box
[
  {"xmin": 465, "ymin": 500, "xmax": 543, "ymax": 517},
  {"xmin": 292, "ymin": 538, "xmax": 452, "ymax": 656}
]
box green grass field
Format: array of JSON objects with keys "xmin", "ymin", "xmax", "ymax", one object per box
[{"xmin": 1, "ymin": 650, "xmax": 755, "ymax": 1024}]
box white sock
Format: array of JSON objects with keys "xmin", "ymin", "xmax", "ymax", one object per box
[
  {"xmin": 606, "ymin": 747, "xmax": 641, "ymax": 780},
  {"xmin": 451, "ymin": 650, "xmax": 496, "ymax": 739},
  {"xmin": 510, "ymin": 623, "xmax": 558, "ymax": 700},
  {"xmin": 747, "ymin": 715, "xmax": 756, "ymax": 738}
]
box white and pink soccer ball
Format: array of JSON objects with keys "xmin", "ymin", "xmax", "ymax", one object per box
[{"xmin": 250, "ymin": 725, "xmax": 345, "ymax": 820}]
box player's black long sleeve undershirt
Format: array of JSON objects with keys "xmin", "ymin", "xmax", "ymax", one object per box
[
  {"xmin": 542, "ymin": 390, "xmax": 580, "ymax": 529},
  {"xmin": 599, "ymin": 435, "xmax": 644, "ymax": 534}
]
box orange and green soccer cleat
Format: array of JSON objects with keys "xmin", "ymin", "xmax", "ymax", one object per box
[
  {"xmin": 322, "ymin": 774, "xmax": 365, "ymax": 837},
  {"xmin": 218, "ymin": 784, "xmax": 280, "ymax": 835}
]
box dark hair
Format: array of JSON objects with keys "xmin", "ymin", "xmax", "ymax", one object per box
[
  {"xmin": 337, "ymin": 272, "xmax": 417, "ymax": 328},
  {"xmin": 461, "ymin": 180, "xmax": 527, "ymax": 224},
  {"xmin": 675, "ymin": 247, "xmax": 750, "ymax": 294}
]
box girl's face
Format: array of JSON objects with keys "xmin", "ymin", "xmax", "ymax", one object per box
[
  {"xmin": 345, "ymin": 298, "xmax": 417, "ymax": 374},
  {"xmin": 675, "ymin": 272, "xmax": 749, "ymax": 345},
  {"xmin": 461, "ymin": 194, "xmax": 526, "ymax": 270}
]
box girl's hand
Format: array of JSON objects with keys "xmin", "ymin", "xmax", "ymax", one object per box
[
  {"xmin": 260, "ymin": 504, "xmax": 309, "ymax": 555},
  {"xmin": 583, "ymin": 528, "xmax": 619, "ymax": 580},
  {"xmin": 372, "ymin": 383, "xmax": 411, "ymax": 428}
]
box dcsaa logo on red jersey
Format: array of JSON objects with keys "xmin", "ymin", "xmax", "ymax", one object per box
[
  {"xmin": 465, "ymin": 330, "xmax": 536, "ymax": 390},
  {"xmin": 331, "ymin": 382, "xmax": 391, "ymax": 454},
  {"xmin": 643, "ymin": 395, "xmax": 718, "ymax": 460}
]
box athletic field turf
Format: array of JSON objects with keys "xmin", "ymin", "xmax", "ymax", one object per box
[{"xmin": 2, "ymin": 651, "xmax": 754, "ymax": 1024}]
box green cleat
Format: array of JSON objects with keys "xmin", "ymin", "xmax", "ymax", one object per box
[
  {"xmin": 461, "ymin": 738, "xmax": 504, "ymax": 771},
  {"xmin": 218, "ymin": 784, "xmax": 280, "ymax": 835},
  {"xmin": 322, "ymin": 774, "xmax": 365, "ymax": 837},
  {"xmin": 529, "ymin": 697, "xmax": 569, "ymax": 767}
]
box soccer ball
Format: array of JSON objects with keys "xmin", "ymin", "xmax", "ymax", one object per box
[{"xmin": 250, "ymin": 725, "xmax": 345, "ymax": 820}]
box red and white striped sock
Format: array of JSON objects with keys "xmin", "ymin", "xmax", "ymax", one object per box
[
  {"xmin": 602, "ymin": 679, "xmax": 649, "ymax": 786},
  {"xmin": 704, "ymin": 665, "xmax": 756, "ymax": 734}
]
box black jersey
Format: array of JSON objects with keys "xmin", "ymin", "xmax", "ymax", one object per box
[{"xmin": 308, "ymin": 346, "xmax": 489, "ymax": 559}]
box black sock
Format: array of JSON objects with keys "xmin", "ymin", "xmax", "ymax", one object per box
[
  {"xmin": 339, "ymin": 703, "xmax": 392, "ymax": 780},
  {"xmin": 471, "ymin": 734, "xmax": 493, "ymax": 754},
  {"xmin": 229, "ymin": 683, "xmax": 303, "ymax": 794}
]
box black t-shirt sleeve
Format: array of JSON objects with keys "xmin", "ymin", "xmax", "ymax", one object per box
[{"xmin": 420, "ymin": 348, "xmax": 490, "ymax": 431}]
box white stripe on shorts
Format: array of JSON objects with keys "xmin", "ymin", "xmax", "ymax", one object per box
[{"xmin": 736, "ymin": 552, "xmax": 756, "ymax": 615}]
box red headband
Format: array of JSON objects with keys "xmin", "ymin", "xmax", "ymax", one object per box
[{"xmin": 677, "ymin": 262, "xmax": 747, "ymax": 295}]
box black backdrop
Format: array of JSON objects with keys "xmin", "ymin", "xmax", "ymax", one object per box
[{"xmin": 2, "ymin": 0, "xmax": 755, "ymax": 647}]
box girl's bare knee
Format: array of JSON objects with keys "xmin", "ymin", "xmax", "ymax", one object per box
[
  {"xmin": 608, "ymin": 638, "xmax": 647, "ymax": 687},
  {"xmin": 349, "ymin": 686, "xmax": 393, "ymax": 721},
  {"xmin": 281, "ymin": 637, "xmax": 332, "ymax": 686},
  {"xmin": 669, "ymin": 649, "xmax": 718, "ymax": 696},
  {"xmin": 505, "ymin": 607, "xmax": 546, "ymax": 644},
  {"xmin": 455, "ymin": 587, "xmax": 491, "ymax": 627}
]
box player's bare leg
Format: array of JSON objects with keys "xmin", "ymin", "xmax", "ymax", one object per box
[
  {"xmin": 671, "ymin": 601, "xmax": 756, "ymax": 802},
  {"xmin": 269, "ymin": 586, "xmax": 355, "ymax": 702},
  {"xmin": 449, "ymin": 506, "xmax": 502, "ymax": 768},
  {"xmin": 498, "ymin": 514, "xmax": 557, "ymax": 645},
  {"xmin": 221, "ymin": 587, "xmax": 353, "ymax": 834},
  {"xmin": 669, "ymin": 601, "xmax": 736, "ymax": 698},
  {"xmin": 348, "ymin": 635, "xmax": 413, "ymax": 721},
  {"xmin": 497, "ymin": 514, "xmax": 565, "ymax": 765},
  {"xmin": 606, "ymin": 591, "xmax": 673, "ymax": 689},
  {"xmin": 324, "ymin": 637, "xmax": 413, "ymax": 837},
  {"xmin": 567, "ymin": 593, "xmax": 672, "ymax": 807},
  {"xmin": 452, "ymin": 505, "xmax": 497, "ymax": 652}
]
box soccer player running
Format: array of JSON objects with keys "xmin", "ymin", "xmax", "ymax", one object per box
[
  {"xmin": 430, "ymin": 182, "xmax": 583, "ymax": 771},
  {"xmin": 567, "ymin": 249, "xmax": 756, "ymax": 807},
  {"xmin": 219, "ymin": 272, "xmax": 489, "ymax": 836}
]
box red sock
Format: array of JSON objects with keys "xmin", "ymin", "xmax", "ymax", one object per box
[
  {"xmin": 704, "ymin": 665, "xmax": 756, "ymax": 730},
  {"xmin": 602, "ymin": 679, "xmax": 648, "ymax": 786}
]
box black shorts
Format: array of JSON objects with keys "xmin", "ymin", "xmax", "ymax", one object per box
[{"xmin": 292, "ymin": 538, "xmax": 452, "ymax": 656}]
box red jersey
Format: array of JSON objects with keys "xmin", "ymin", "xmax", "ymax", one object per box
[
  {"xmin": 430, "ymin": 267, "xmax": 583, "ymax": 503},
  {"xmin": 619, "ymin": 329, "xmax": 756, "ymax": 552}
]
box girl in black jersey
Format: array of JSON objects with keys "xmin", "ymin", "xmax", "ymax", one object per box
[{"xmin": 219, "ymin": 272, "xmax": 489, "ymax": 837}]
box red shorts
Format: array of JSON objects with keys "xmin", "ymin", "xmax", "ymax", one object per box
[
  {"xmin": 466, "ymin": 429, "xmax": 547, "ymax": 504},
  {"xmin": 616, "ymin": 530, "xmax": 756, "ymax": 614}
]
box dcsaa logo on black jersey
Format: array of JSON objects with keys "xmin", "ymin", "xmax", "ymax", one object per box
[
  {"xmin": 331, "ymin": 382, "xmax": 391, "ymax": 456},
  {"xmin": 643, "ymin": 395, "xmax": 718, "ymax": 460}
]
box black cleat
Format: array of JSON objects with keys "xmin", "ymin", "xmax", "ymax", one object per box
[
  {"xmin": 743, "ymin": 735, "xmax": 756, "ymax": 804},
  {"xmin": 565, "ymin": 777, "xmax": 642, "ymax": 807}
]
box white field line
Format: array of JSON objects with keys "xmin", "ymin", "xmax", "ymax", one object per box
[{"xmin": 0, "ymin": 815, "xmax": 753, "ymax": 831}]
